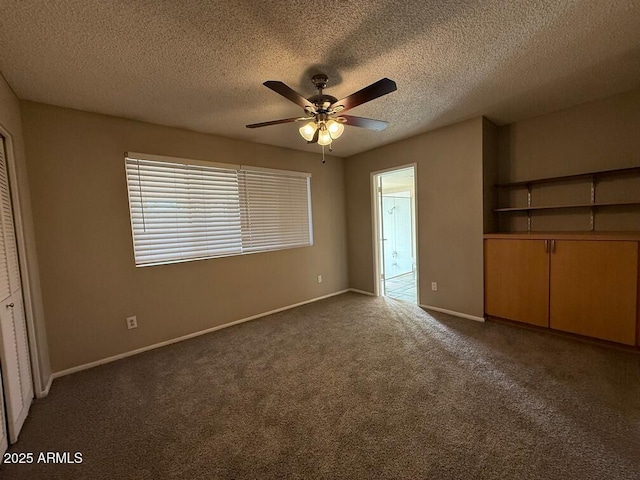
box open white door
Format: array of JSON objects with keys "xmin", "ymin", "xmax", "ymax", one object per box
[
  {"xmin": 376, "ymin": 175, "xmax": 387, "ymax": 295},
  {"xmin": 0, "ymin": 135, "xmax": 32, "ymax": 443}
]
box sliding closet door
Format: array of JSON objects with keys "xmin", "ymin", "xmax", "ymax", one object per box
[
  {"xmin": 0, "ymin": 135, "xmax": 32, "ymax": 443},
  {"xmin": 0, "ymin": 371, "xmax": 7, "ymax": 456}
]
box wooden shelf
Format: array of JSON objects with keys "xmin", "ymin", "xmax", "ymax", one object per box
[
  {"xmin": 494, "ymin": 201, "xmax": 640, "ymax": 213},
  {"xmin": 484, "ymin": 232, "xmax": 640, "ymax": 241},
  {"xmin": 495, "ymin": 166, "xmax": 640, "ymax": 188},
  {"xmin": 493, "ymin": 165, "xmax": 640, "ymax": 232}
]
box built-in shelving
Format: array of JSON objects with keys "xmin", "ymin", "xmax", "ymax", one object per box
[
  {"xmin": 494, "ymin": 201, "xmax": 640, "ymax": 213},
  {"xmin": 494, "ymin": 166, "xmax": 640, "ymax": 232},
  {"xmin": 495, "ymin": 166, "xmax": 640, "ymax": 188}
]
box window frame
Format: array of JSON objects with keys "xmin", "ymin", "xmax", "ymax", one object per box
[{"xmin": 124, "ymin": 152, "xmax": 313, "ymax": 267}]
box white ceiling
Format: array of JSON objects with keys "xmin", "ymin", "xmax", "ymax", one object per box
[{"xmin": 1, "ymin": 1, "xmax": 639, "ymax": 157}]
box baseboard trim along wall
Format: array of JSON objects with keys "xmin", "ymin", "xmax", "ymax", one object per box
[
  {"xmin": 349, "ymin": 288, "xmax": 375, "ymax": 296},
  {"xmin": 36, "ymin": 374, "xmax": 53, "ymax": 398},
  {"xmin": 420, "ymin": 304, "xmax": 485, "ymax": 323},
  {"xmin": 348, "ymin": 291, "xmax": 484, "ymax": 323},
  {"xmin": 52, "ymin": 289, "xmax": 350, "ymax": 380}
]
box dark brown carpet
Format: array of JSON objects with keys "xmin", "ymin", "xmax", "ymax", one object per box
[{"xmin": 3, "ymin": 293, "xmax": 639, "ymax": 479}]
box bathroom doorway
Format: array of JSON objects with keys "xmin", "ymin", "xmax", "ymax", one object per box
[{"xmin": 372, "ymin": 166, "xmax": 418, "ymax": 303}]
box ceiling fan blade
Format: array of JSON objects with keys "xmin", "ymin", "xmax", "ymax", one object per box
[
  {"xmin": 340, "ymin": 115, "xmax": 389, "ymax": 131},
  {"xmin": 330, "ymin": 78, "xmax": 397, "ymax": 112},
  {"xmin": 264, "ymin": 81, "xmax": 314, "ymax": 109},
  {"xmin": 246, "ymin": 117, "xmax": 304, "ymax": 129}
]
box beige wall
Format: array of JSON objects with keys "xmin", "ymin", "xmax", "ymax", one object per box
[
  {"xmin": 21, "ymin": 102, "xmax": 348, "ymax": 372},
  {"xmin": 15, "ymin": 82, "xmax": 639, "ymax": 377},
  {"xmin": 0, "ymin": 76, "xmax": 51, "ymax": 391},
  {"xmin": 345, "ymin": 117, "xmax": 485, "ymax": 318},
  {"xmin": 498, "ymin": 88, "xmax": 640, "ymax": 232},
  {"xmin": 482, "ymin": 118, "xmax": 499, "ymax": 233}
]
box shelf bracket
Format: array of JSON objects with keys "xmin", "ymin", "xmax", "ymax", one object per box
[
  {"xmin": 590, "ymin": 175, "xmax": 596, "ymax": 232},
  {"xmin": 527, "ymin": 183, "xmax": 532, "ymax": 233}
]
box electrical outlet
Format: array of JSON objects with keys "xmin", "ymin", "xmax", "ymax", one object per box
[
  {"xmin": 431, "ymin": 282, "xmax": 438, "ymax": 291},
  {"xmin": 317, "ymin": 275, "xmax": 323, "ymax": 283},
  {"xmin": 126, "ymin": 316, "xmax": 138, "ymax": 329}
]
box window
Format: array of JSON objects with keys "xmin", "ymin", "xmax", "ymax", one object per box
[{"xmin": 125, "ymin": 153, "xmax": 312, "ymax": 266}]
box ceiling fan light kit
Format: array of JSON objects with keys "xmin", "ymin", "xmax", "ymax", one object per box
[
  {"xmin": 247, "ymin": 74, "xmax": 397, "ymax": 162},
  {"xmin": 300, "ymin": 119, "xmax": 345, "ymax": 145}
]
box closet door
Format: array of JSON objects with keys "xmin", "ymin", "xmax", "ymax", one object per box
[
  {"xmin": 0, "ymin": 135, "xmax": 32, "ymax": 443},
  {"xmin": 0, "ymin": 370, "xmax": 7, "ymax": 456}
]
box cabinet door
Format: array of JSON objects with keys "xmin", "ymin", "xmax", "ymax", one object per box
[
  {"xmin": 550, "ymin": 241, "xmax": 638, "ymax": 345},
  {"xmin": 485, "ymin": 239, "xmax": 550, "ymax": 327}
]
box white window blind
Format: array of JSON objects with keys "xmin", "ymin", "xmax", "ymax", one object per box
[
  {"xmin": 125, "ymin": 153, "xmax": 312, "ymax": 266},
  {"xmin": 239, "ymin": 169, "xmax": 312, "ymax": 253}
]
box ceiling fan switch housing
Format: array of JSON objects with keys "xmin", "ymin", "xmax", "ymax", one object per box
[{"xmin": 311, "ymin": 74, "xmax": 329, "ymax": 90}]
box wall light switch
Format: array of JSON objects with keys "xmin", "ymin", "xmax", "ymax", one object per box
[
  {"xmin": 317, "ymin": 275, "xmax": 323, "ymax": 283},
  {"xmin": 431, "ymin": 282, "xmax": 438, "ymax": 291}
]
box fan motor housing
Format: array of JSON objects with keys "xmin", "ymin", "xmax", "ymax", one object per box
[
  {"xmin": 309, "ymin": 74, "xmax": 337, "ymax": 111},
  {"xmin": 308, "ymin": 94, "xmax": 338, "ymax": 110}
]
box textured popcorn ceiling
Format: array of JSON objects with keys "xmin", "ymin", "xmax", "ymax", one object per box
[{"xmin": 1, "ymin": 1, "xmax": 639, "ymax": 157}]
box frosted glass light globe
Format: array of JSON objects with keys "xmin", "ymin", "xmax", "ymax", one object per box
[
  {"xmin": 299, "ymin": 121, "xmax": 317, "ymax": 141},
  {"xmin": 326, "ymin": 119, "xmax": 345, "ymax": 138},
  {"xmin": 318, "ymin": 129, "xmax": 332, "ymax": 146}
]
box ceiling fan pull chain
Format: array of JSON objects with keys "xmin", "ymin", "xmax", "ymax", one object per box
[{"xmin": 322, "ymin": 144, "xmax": 325, "ymax": 164}]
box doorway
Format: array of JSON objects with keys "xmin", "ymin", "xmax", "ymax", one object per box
[{"xmin": 373, "ymin": 166, "xmax": 418, "ymax": 303}]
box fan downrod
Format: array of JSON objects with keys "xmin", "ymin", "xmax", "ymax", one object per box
[{"xmin": 309, "ymin": 74, "xmax": 337, "ymax": 109}]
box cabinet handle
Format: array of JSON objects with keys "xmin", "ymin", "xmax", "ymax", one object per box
[
  {"xmin": 551, "ymin": 240, "xmax": 556, "ymax": 253},
  {"xmin": 6, "ymin": 303, "xmax": 14, "ymax": 308},
  {"xmin": 544, "ymin": 240, "xmax": 549, "ymax": 253}
]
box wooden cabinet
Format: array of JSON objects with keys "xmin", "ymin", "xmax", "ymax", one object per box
[
  {"xmin": 549, "ymin": 241, "xmax": 637, "ymax": 345},
  {"xmin": 484, "ymin": 239, "xmax": 549, "ymax": 327},
  {"xmin": 484, "ymin": 234, "xmax": 640, "ymax": 346}
]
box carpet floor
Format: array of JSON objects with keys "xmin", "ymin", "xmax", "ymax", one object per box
[{"xmin": 2, "ymin": 292, "xmax": 639, "ymax": 479}]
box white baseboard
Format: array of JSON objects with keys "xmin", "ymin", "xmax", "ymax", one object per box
[
  {"xmin": 420, "ymin": 304, "xmax": 485, "ymax": 322},
  {"xmin": 52, "ymin": 289, "xmax": 350, "ymax": 379},
  {"xmin": 35, "ymin": 374, "xmax": 53, "ymax": 398},
  {"xmin": 349, "ymin": 288, "xmax": 375, "ymax": 296}
]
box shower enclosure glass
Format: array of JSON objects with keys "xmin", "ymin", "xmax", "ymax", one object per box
[{"xmin": 382, "ymin": 194, "xmax": 413, "ymax": 278}]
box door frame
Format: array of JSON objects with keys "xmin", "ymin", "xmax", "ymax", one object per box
[
  {"xmin": 0, "ymin": 123, "xmax": 45, "ymax": 398},
  {"xmin": 370, "ymin": 163, "xmax": 419, "ymax": 302}
]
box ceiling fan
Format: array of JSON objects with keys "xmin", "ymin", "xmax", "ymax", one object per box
[{"xmin": 246, "ymin": 74, "xmax": 397, "ymax": 152}]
